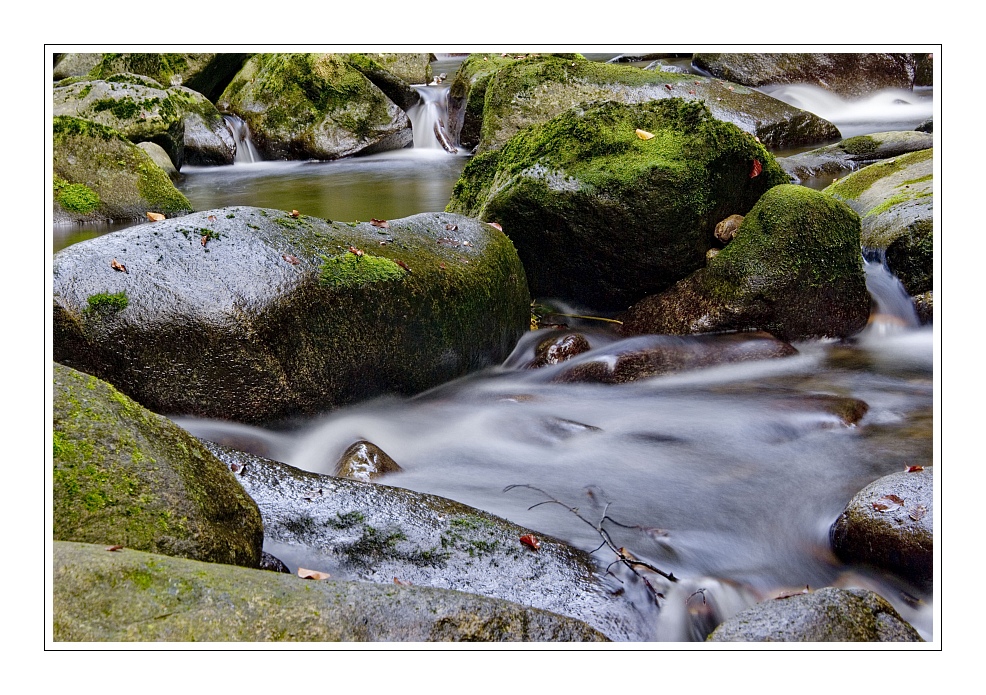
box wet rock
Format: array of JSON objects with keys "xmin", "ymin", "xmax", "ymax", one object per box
[
  {"xmin": 448, "ymin": 99, "xmax": 789, "ymax": 311},
  {"xmin": 136, "ymin": 142, "xmax": 181, "ymax": 183},
  {"xmin": 619, "ymin": 185, "xmax": 870, "ymax": 342},
  {"xmin": 455, "ymin": 54, "xmax": 839, "ymax": 153},
  {"xmin": 346, "ymin": 53, "xmax": 432, "ymax": 111},
  {"xmin": 707, "ymin": 586, "xmax": 923, "ymax": 641},
  {"xmin": 217, "ymin": 53, "xmax": 412, "ymax": 160},
  {"xmin": 714, "ymin": 214, "xmax": 743, "ymax": 243},
  {"xmin": 53, "ymin": 52, "xmax": 102, "ymax": 80},
  {"xmin": 912, "ymin": 291, "xmax": 933, "ymax": 325},
  {"xmin": 551, "ymin": 331, "xmax": 797, "ymax": 384},
  {"xmin": 85, "ymin": 53, "xmax": 251, "ymax": 102},
  {"xmin": 204, "ymin": 442, "xmax": 646, "ymax": 641},
  {"xmin": 770, "ymin": 393, "xmax": 870, "ymax": 427},
  {"xmin": 259, "ymin": 551, "xmax": 291, "ymax": 573},
  {"xmin": 53, "ymin": 541, "xmax": 608, "ymax": 642},
  {"xmin": 830, "ymin": 468, "xmax": 933, "ymax": 589},
  {"xmin": 915, "ymin": 117, "xmax": 933, "ymax": 133},
  {"xmin": 778, "ymin": 131, "xmax": 934, "ymax": 184},
  {"xmin": 692, "ymin": 53, "xmax": 917, "ymax": 99},
  {"xmin": 529, "ymin": 333, "xmax": 592, "ymax": 368},
  {"xmin": 52, "ymin": 363, "xmax": 264, "ymax": 568},
  {"xmin": 826, "ymin": 149, "xmax": 933, "ymax": 295},
  {"xmin": 706, "ymin": 248, "xmax": 720, "ymax": 261},
  {"xmin": 52, "ymin": 116, "xmax": 192, "ymax": 224},
  {"xmin": 334, "ymin": 440, "xmax": 403, "ymax": 482},
  {"xmin": 52, "ymin": 209, "xmax": 529, "ymax": 423}
]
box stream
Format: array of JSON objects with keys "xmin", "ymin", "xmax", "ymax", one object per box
[{"xmin": 53, "ymin": 55, "xmax": 937, "ymax": 641}]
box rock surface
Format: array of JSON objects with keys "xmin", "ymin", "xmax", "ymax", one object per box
[{"xmin": 779, "ymin": 131, "xmax": 934, "ymax": 184}]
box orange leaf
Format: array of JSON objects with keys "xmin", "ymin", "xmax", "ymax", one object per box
[
  {"xmin": 371, "ymin": 218, "xmax": 390, "ymax": 228},
  {"xmin": 906, "ymin": 465, "xmax": 925, "ymax": 472},
  {"xmin": 520, "ymin": 534, "xmax": 540, "ymax": 550},
  {"xmin": 290, "ymin": 210, "xmax": 300, "ymax": 218},
  {"xmin": 110, "ymin": 258, "xmax": 128, "ymax": 273},
  {"xmin": 664, "ymin": 84, "xmax": 673, "ymax": 91},
  {"xmin": 298, "ymin": 568, "xmax": 330, "ymax": 580},
  {"xmin": 488, "ymin": 222, "xmax": 503, "ymax": 231},
  {"xmin": 146, "ymin": 212, "xmax": 165, "ymax": 222},
  {"xmin": 282, "ymin": 254, "xmax": 300, "ymax": 265},
  {"xmin": 750, "ymin": 159, "xmax": 763, "ymax": 178},
  {"xmin": 105, "ymin": 545, "xmax": 124, "ymax": 552},
  {"xmin": 207, "ymin": 215, "xmax": 217, "ymax": 222},
  {"xmin": 393, "ymin": 577, "xmax": 411, "ymax": 586},
  {"xmin": 348, "ymin": 246, "xmax": 364, "ymax": 257},
  {"xmin": 909, "ymin": 504, "xmax": 928, "ymax": 521},
  {"xmin": 395, "ymin": 260, "xmax": 411, "ymax": 272},
  {"xmin": 201, "ymin": 235, "xmax": 209, "ymax": 247},
  {"xmin": 635, "ymin": 128, "xmax": 655, "ymax": 140}
]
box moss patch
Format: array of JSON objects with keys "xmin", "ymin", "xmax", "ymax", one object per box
[
  {"xmin": 319, "ymin": 252, "xmax": 405, "ymax": 288},
  {"xmin": 825, "ymin": 148, "xmax": 933, "ymax": 200},
  {"xmin": 85, "ymin": 292, "xmax": 128, "ymax": 314},
  {"xmin": 54, "ymin": 178, "xmax": 101, "ymax": 214}
]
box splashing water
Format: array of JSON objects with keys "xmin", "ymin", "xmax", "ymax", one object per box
[{"xmin": 223, "ymin": 114, "xmax": 261, "ymax": 164}]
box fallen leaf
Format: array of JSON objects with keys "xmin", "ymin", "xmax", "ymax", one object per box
[
  {"xmin": 282, "ymin": 254, "xmax": 300, "ymax": 265},
  {"xmin": 207, "ymin": 215, "xmax": 217, "ymax": 222},
  {"xmin": 872, "ymin": 494, "xmax": 905, "ymax": 511},
  {"xmin": 393, "ymin": 577, "xmax": 411, "ymax": 586},
  {"xmin": 520, "ymin": 534, "xmax": 540, "ymax": 550},
  {"xmin": 664, "ymin": 84, "xmax": 673, "ymax": 91},
  {"xmin": 694, "ymin": 80, "xmax": 701, "ymax": 85},
  {"xmin": 298, "ymin": 568, "xmax": 330, "ymax": 580},
  {"xmin": 909, "ymin": 504, "xmax": 928, "ymax": 521},
  {"xmin": 201, "ymin": 235, "xmax": 209, "ymax": 247},
  {"xmin": 775, "ymin": 585, "xmax": 811, "ymax": 600},
  {"xmin": 395, "ymin": 259, "xmax": 411, "ymax": 272},
  {"xmin": 110, "ymin": 258, "xmax": 128, "ymax": 273},
  {"xmin": 635, "ymin": 128, "xmax": 655, "ymax": 140},
  {"xmin": 229, "ymin": 463, "xmax": 241, "ymax": 473},
  {"xmin": 750, "ymin": 159, "xmax": 763, "ymax": 178},
  {"xmin": 105, "ymin": 545, "xmax": 124, "ymax": 552},
  {"xmin": 488, "ymin": 222, "xmax": 503, "ymax": 232},
  {"xmin": 728, "ymin": 85, "xmax": 734, "ymax": 91},
  {"xmin": 906, "ymin": 465, "xmax": 925, "ymax": 472},
  {"xmin": 439, "ymin": 262, "xmax": 446, "ymax": 270},
  {"xmin": 290, "ymin": 210, "xmax": 300, "ymax": 218},
  {"xmin": 146, "ymin": 212, "xmax": 165, "ymax": 222},
  {"xmin": 348, "ymin": 246, "xmax": 364, "ymax": 257},
  {"xmin": 689, "ymin": 90, "xmax": 696, "ymax": 95},
  {"xmin": 445, "ymin": 223, "xmax": 458, "ymax": 232},
  {"xmin": 370, "ymin": 218, "xmax": 390, "ymax": 228}
]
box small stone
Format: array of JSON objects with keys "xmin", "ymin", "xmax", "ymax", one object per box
[
  {"xmin": 714, "ymin": 214, "xmax": 744, "ymax": 243},
  {"xmin": 333, "ymin": 440, "xmax": 403, "ymax": 482}
]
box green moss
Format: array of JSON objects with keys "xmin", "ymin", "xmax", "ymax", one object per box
[
  {"xmin": 91, "ymin": 97, "xmax": 140, "ymax": 120},
  {"xmin": 838, "ymin": 135, "xmax": 878, "ymax": 157},
  {"xmin": 134, "ymin": 154, "xmax": 192, "ymax": 213},
  {"xmin": 54, "ymin": 178, "xmax": 101, "ymax": 214},
  {"xmin": 864, "ymin": 193, "xmax": 911, "ymax": 218},
  {"xmin": 85, "ymin": 292, "xmax": 129, "ymax": 314},
  {"xmin": 53, "ymin": 115, "xmax": 121, "ymax": 142},
  {"xmin": 319, "ymin": 251, "xmax": 405, "ymax": 288},
  {"xmin": 903, "ymin": 174, "xmax": 933, "ymax": 185},
  {"xmin": 825, "ymin": 149, "xmax": 933, "ymax": 200}
]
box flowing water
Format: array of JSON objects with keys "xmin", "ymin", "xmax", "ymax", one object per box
[{"xmin": 53, "ymin": 57, "xmax": 938, "ymax": 641}]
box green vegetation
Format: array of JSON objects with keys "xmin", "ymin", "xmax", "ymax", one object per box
[
  {"xmin": 319, "ymin": 251, "xmax": 405, "ymax": 288},
  {"xmin": 53, "ymin": 177, "xmax": 100, "ymax": 214},
  {"xmin": 85, "ymin": 292, "xmax": 128, "ymax": 314},
  {"xmin": 825, "ymin": 149, "xmax": 933, "ymax": 200}
]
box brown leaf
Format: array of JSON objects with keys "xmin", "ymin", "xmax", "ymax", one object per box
[
  {"xmin": 370, "ymin": 218, "xmax": 390, "ymax": 228},
  {"xmin": 393, "ymin": 577, "xmax": 411, "ymax": 586},
  {"xmin": 229, "ymin": 463, "xmax": 241, "ymax": 473},
  {"xmin": 909, "ymin": 504, "xmax": 928, "ymax": 521},
  {"xmin": 105, "ymin": 545, "xmax": 124, "ymax": 552},
  {"xmin": 290, "ymin": 210, "xmax": 300, "ymax": 218},
  {"xmin": 520, "ymin": 534, "xmax": 540, "ymax": 550},
  {"xmin": 775, "ymin": 585, "xmax": 810, "ymax": 600},
  {"xmin": 298, "ymin": 568, "xmax": 330, "ymax": 580},
  {"xmin": 207, "ymin": 215, "xmax": 217, "ymax": 222},
  {"xmin": 488, "ymin": 222, "xmax": 503, "ymax": 231},
  {"xmin": 635, "ymin": 128, "xmax": 655, "ymax": 140},
  {"xmin": 395, "ymin": 259, "xmax": 411, "ymax": 272},
  {"xmin": 110, "ymin": 258, "xmax": 128, "ymax": 273},
  {"xmin": 445, "ymin": 223, "xmax": 458, "ymax": 232},
  {"xmin": 664, "ymin": 84, "xmax": 673, "ymax": 91},
  {"xmin": 201, "ymin": 235, "xmax": 209, "ymax": 247},
  {"xmin": 906, "ymin": 465, "xmax": 925, "ymax": 472},
  {"xmin": 750, "ymin": 159, "xmax": 763, "ymax": 178},
  {"xmin": 872, "ymin": 494, "xmax": 905, "ymax": 511},
  {"xmin": 282, "ymin": 254, "xmax": 300, "ymax": 265},
  {"xmin": 146, "ymin": 212, "xmax": 165, "ymax": 222},
  {"xmin": 348, "ymin": 246, "xmax": 364, "ymax": 257}
]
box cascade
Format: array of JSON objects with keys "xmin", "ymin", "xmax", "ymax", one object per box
[
  {"xmin": 861, "ymin": 251, "xmax": 921, "ymax": 337},
  {"xmin": 407, "ymin": 85, "xmax": 458, "ymax": 153},
  {"xmin": 223, "ymin": 114, "xmax": 261, "ymax": 164}
]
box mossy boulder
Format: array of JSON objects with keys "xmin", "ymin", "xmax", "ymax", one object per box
[
  {"xmin": 619, "ymin": 185, "xmax": 870, "ymax": 341},
  {"xmin": 706, "ymin": 587, "xmax": 923, "ymax": 642},
  {"xmin": 447, "ymin": 98, "xmax": 789, "ymax": 311},
  {"xmin": 455, "ymin": 54, "xmax": 839, "ymax": 153},
  {"xmin": 86, "ymin": 52, "xmax": 251, "ymax": 101},
  {"xmin": 202, "ymin": 443, "xmax": 644, "ymax": 641},
  {"xmin": 216, "ymin": 53, "xmax": 412, "ymax": 160},
  {"xmin": 53, "ymin": 76, "xmax": 235, "ymax": 167},
  {"xmin": 52, "ymin": 116, "xmax": 192, "ymax": 224},
  {"xmin": 778, "ymin": 131, "xmax": 934, "ymax": 184},
  {"xmin": 344, "ymin": 53, "xmax": 424, "ymax": 112},
  {"xmin": 53, "ymin": 52, "xmax": 102, "ymax": 80},
  {"xmin": 53, "ymin": 541, "xmax": 608, "ymax": 642},
  {"xmin": 692, "ymin": 53, "xmax": 917, "ymax": 98},
  {"xmin": 52, "ymin": 363, "xmax": 264, "ymax": 568},
  {"xmin": 830, "ymin": 468, "xmax": 933, "ymax": 590},
  {"xmin": 825, "ymin": 149, "xmax": 934, "ymax": 295},
  {"xmin": 52, "ymin": 208, "xmax": 529, "ymax": 424}
]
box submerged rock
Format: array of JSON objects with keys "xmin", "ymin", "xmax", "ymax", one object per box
[
  {"xmin": 217, "ymin": 53, "xmax": 412, "ymax": 160},
  {"xmin": 448, "ymin": 99, "xmax": 789, "ymax": 310},
  {"xmin": 53, "ymin": 541, "xmax": 608, "ymax": 642},
  {"xmin": 204, "ymin": 443, "xmax": 647, "ymax": 641},
  {"xmin": 619, "ymin": 185, "xmax": 870, "ymax": 341},
  {"xmin": 529, "ymin": 333, "xmax": 592, "ymax": 368},
  {"xmin": 707, "ymin": 586, "xmax": 923, "ymax": 641},
  {"xmin": 692, "ymin": 53, "xmax": 917, "ymax": 98},
  {"xmin": 333, "ymin": 440, "xmax": 403, "ymax": 482},
  {"xmin": 52, "ymin": 363, "xmax": 264, "ymax": 568},
  {"xmin": 830, "ymin": 468, "xmax": 934, "ymax": 589},
  {"xmin": 52, "ymin": 116, "xmax": 192, "ymax": 224},
  {"xmin": 826, "ymin": 149, "xmax": 933, "ymax": 296},
  {"xmin": 53, "ymin": 208, "xmax": 529, "ymax": 423}
]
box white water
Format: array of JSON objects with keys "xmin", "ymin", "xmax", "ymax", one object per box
[
  {"xmin": 223, "ymin": 114, "xmax": 261, "ymax": 163},
  {"xmin": 407, "ymin": 84, "xmax": 458, "ymax": 152}
]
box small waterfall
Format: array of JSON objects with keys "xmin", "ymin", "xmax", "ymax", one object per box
[
  {"xmin": 223, "ymin": 114, "xmax": 261, "ymax": 164},
  {"xmin": 407, "ymin": 85, "xmax": 457, "ymax": 153},
  {"xmin": 862, "ymin": 250, "xmax": 920, "ymax": 336}
]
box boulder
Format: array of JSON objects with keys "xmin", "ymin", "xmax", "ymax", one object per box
[
  {"xmin": 707, "ymin": 587, "xmax": 923, "ymax": 641},
  {"xmin": 53, "ymin": 52, "xmax": 102, "ymax": 80},
  {"xmin": 52, "ymin": 116, "xmax": 192, "ymax": 224},
  {"xmin": 778, "ymin": 131, "xmax": 934, "ymax": 184},
  {"xmin": 619, "ymin": 185, "xmax": 870, "ymax": 342},
  {"xmin": 216, "ymin": 53, "xmax": 412, "ymax": 160},
  {"xmin": 86, "ymin": 52, "xmax": 251, "ymax": 101},
  {"xmin": 52, "ymin": 208, "xmax": 529, "ymax": 423},
  {"xmin": 344, "ymin": 53, "xmax": 424, "ymax": 112},
  {"xmin": 825, "ymin": 149, "xmax": 933, "ymax": 295},
  {"xmin": 830, "ymin": 468, "xmax": 934, "ymax": 589},
  {"xmin": 53, "ymin": 541, "xmax": 608, "ymax": 642},
  {"xmin": 456, "ymin": 54, "xmax": 839, "ymax": 153},
  {"xmin": 333, "ymin": 440, "xmax": 403, "ymax": 481},
  {"xmin": 447, "ymin": 98, "xmax": 790, "ymax": 311},
  {"xmin": 912, "ymin": 291, "xmax": 933, "ymax": 325},
  {"xmin": 692, "ymin": 53, "xmax": 917, "ymax": 98},
  {"xmin": 52, "ymin": 363, "xmax": 264, "ymax": 568},
  {"xmin": 202, "ymin": 443, "xmax": 644, "ymax": 641},
  {"xmin": 136, "ymin": 141, "xmax": 181, "ymax": 182}
]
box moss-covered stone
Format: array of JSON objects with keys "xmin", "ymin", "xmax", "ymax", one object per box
[
  {"xmin": 778, "ymin": 131, "xmax": 934, "ymax": 184},
  {"xmin": 619, "ymin": 184, "xmax": 870, "ymax": 341},
  {"xmin": 53, "ymin": 208, "xmax": 529, "ymax": 423},
  {"xmin": 448, "ymin": 98, "xmax": 789, "ymax": 310},
  {"xmin": 52, "ymin": 116, "xmax": 192, "ymax": 224},
  {"xmin": 52, "ymin": 363, "xmax": 264, "ymax": 567},
  {"xmin": 826, "ymin": 149, "xmax": 933, "ymax": 294},
  {"xmin": 53, "ymin": 541, "xmax": 609, "ymax": 642},
  {"xmin": 86, "ymin": 53, "xmax": 251, "ymax": 101},
  {"xmin": 216, "ymin": 53, "xmax": 411, "ymax": 160}
]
